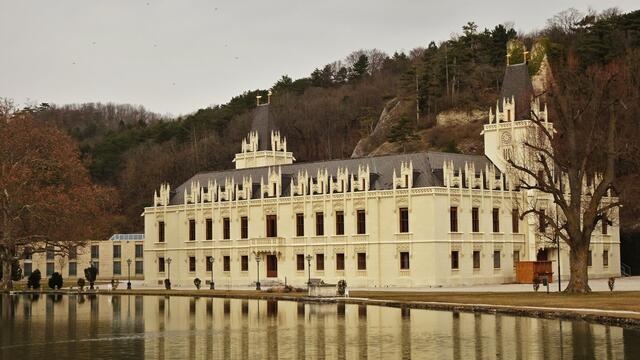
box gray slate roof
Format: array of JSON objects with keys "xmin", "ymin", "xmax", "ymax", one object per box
[
  {"xmin": 252, "ymin": 104, "xmax": 274, "ymax": 151},
  {"xmin": 499, "ymin": 63, "xmax": 534, "ymax": 120},
  {"xmin": 170, "ymin": 152, "xmax": 496, "ymax": 205}
]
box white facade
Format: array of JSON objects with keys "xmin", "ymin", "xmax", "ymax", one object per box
[{"xmin": 143, "ymin": 65, "xmax": 620, "ymax": 289}]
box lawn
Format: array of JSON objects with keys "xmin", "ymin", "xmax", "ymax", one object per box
[{"xmin": 349, "ymin": 290, "xmax": 640, "ymax": 314}]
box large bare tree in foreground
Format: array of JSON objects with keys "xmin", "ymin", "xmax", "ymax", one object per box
[
  {"xmin": 0, "ymin": 104, "xmax": 118, "ymax": 290},
  {"xmin": 509, "ymin": 58, "xmax": 638, "ymax": 293}
]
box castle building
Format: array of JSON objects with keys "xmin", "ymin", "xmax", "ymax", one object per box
[{"xmin": 143, "ymin": 64, "xmax": 620, "ymax": 289}]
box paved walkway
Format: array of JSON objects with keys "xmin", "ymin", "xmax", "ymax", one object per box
[
  {"xmin": 126, "ymin": 276, "xmax": 640, "ymax": 292},
  {"xmin": 351, "ymin": 276, "xmax": 640, "ymax": 293}
]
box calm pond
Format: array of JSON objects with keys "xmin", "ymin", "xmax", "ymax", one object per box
[{"xmin": 1, "ymin": 294, "xmax": 639, "ymax": 359}]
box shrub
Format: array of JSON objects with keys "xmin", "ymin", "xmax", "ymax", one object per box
[
  {"xmin": 77, "ymin": 278, "xmax": 86, "ymax": 290},
  {"xmin": 84, "ymin": 266, "xmax": 98, "ymax": 289},
  {"xmin": 0, "ymin": 260, "xmax": 23, "ymax": 281},
  {"xmin": 48, "ymin": 272, "xmax": 63, "ymax": 290},
  {"xmin": 337, "ymin": 280, "xmax": 348, "ymax": 296},
  {"xmin": 27, "ymin": 269, "xmax": 42, "ymax": 289},
  {"xmin": 194, "ymin": 278, "xmax": 201, "ymax": 290}
]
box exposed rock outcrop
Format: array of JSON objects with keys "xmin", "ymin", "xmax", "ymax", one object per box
[
  {"xmin": 351, "ymin": 98, "xmax": 407, "ymax": 158},
  {"xmin": 436, "ymin": 109, "xmax": 485, "ymax": 127}
]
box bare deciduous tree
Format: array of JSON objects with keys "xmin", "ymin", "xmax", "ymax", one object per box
[{"xmin": 508, "ymin": 59, "xmax": 637, "ymax": 293}]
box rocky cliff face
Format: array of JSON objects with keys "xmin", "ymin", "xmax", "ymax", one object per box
[
  {"xmin": 352, "ymin": 98, "xmax": 485, "ymax": 158},
  {"xmin": 351, "ymin": 97, "xmax": 408, "ymax": 158},
  {"xmin": 436, "ymin": 109, "xmax": 485, "ymax": 127}
]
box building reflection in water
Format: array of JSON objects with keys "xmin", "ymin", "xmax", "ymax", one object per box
[{"xmin": 1, "ymin": 294, "xmax": 640, "ymax": 359}]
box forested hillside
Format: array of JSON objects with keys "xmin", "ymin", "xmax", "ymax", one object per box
[{"xmin": 11, "ymin": 7, "xmax": 640, "ymax": 261}]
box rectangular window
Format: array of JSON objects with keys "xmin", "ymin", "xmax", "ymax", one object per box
[
  {"xmin": 399, "ymin": 207, "xmax": 409, "ymax": 233},
  {"xmin": 357, "ymin": 210, "xmax": 366, "ymax": 234},
  {"xmin": 206, "ymin": 218, "xmax": 213, "ymax": 240},
  {"xmin": 266, "ymin": 215, "xmax": 278, "ymax": 237},
  {"xmin": 159, "ymin": 257, "xmax": 165, "ymax": 272},
  {"xmin": 189, "ymin": 219, "xmax": 196, "ymax": 241},
  {"xmin": 316, "ymin": 212, "xmax": 324, "ymax": 236},
  {"xmin": 69, "ymin": 262, "xmax": 77, "ymax": 277},
  {"xmin": 223, "ymin": 218, "xmax": 230, "ymax": 239},
  {"xmin": 223, "ymin": 256, "xmax": 230, "ymax": 272},
  {"xmin": 492, "ymin": 208, "xmax": 500, "ymax": 233},
  {"xmin": 336, "ymin": 253, "xmax": 345, "ymax": 271},
  {"xmin": 91, "ymin": 245, "xmax": 99, "ymax": 259},
  {"xmin": 297, "ymin": 254, "xmax": 305, "ymax": 271},
  {"xmin": 450, "ymin": 207, "xmax": 458, "ymax": 232},
  {"xmin": 451, "ymin": 251, "xmax": 459, "ymax": 270},
  {"xmin": 473, "ymin": 251, "xmax": 481, "ymax": 269},
  {"xmin": 588, "ymin": 251, "xmax": 592, "ymax": 267},
  {"xmin": 603, "ymin": 250, "xmax": 609, "ymax": 267},
  {"xmin": 241, "ymin": 216, "xmax": 249, "ymax": 239},
  {"xmin": 135, "ymin": 244, "xmax": 143, "ymax": 258},
  {"xmin": 472, "ymin": 207, "xmax": 480, "ymax": 233},
  {"xmin": 69, "ymin": 246, "xmax": 77, "ymax": 260},
  {"xmin": 493, "ymin": 251, "xmax": 501, "ymax": 269},
  {"xmin": 513, "ymin": 250, "xmax": 520, "ymax": 269},
  {"xmin": 241, "ymin": 255, "xmax": 249, "ymax": 271},
  {"xmin": 357, "ymin": 253, "xmax": 366, "ymax": 270},
  {"xmin": 46, "ymin": 262, "xmax": 54, "ymax": 276},
  {"xmin": 113, "ymin": 245, "xmax": 121, "ymax": 259},
  {"xmin": 46, "ymin": 246, "xmax": 54, "ymax": 260},
  {"xmin": 135, "ymin": 261, "xmax": 143, "ymax": 274},
  {"xmin": 189, "ymin": 256, "xmax": 196, "ymax": 272},
  {"xmin": 24, "ymin": 263, "xmax": 32, "ymax": 276},
  {"xmin": 158, "ymin": 221, "xmax": 165, "ymax": 242},
  {"xmin": 335, "ymin": 211, "xmax": 344, "ymax": 235},
  {"xmin": 602, "ymin": 216, "xmax": 608, "ymax": 235},
  {"xmin": 296, "ymin": 213, "xmax": 304, "ymax": 237},
  {"xmin": 316, "ymin": 253, "xmax": 324, "ymax": 271},
  {"xmin": 206, "ymin": 256, "xmax": 213, "ymax": 272},
  {"xmin": 113, "ymin": 261, "xmax": 122, "ymax": 275},
  {"xmin": 512, "ymin": 209, "xmax": 519, "ymax": 233},
  {"xmin": 400, "ymin": 252, "xmax": 410, "ymax": 270},
  {"xmin": 539, "ymin": 210, "xmax": 546, "ymax": 232}
]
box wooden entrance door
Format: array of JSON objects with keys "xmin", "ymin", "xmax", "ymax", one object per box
[{"xmin": 266, "ymin": 255, "xmax": 278, "ymax": 278}]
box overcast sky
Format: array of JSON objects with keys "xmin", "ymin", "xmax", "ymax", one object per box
[{"xmin": 0, "ymin": 1, "xmax": 636, "ymax": 116}]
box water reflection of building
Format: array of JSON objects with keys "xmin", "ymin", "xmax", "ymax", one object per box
[
  {"xmin": 17, "ymin": 234, "xmax": 144, "ymax": 283},
  {"xmin": 143, "ymin": 62, "xmax": 620, "ymax": 289},
  {"xmin": 2, "ymin": 295, "xmax": 637, "ymax": 359}
]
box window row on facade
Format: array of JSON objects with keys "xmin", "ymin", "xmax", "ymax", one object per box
[
  {"xmin": 22, "ymin": 260, "xmax": 144, "ymax": 277},
  {"xmin": 449, "ymin": 248, "xmax": 611, "ymax": 270},
  {"xmin": 156, "ymin": 251, "xmax": 412, "ymax": 274},
  {"xmin": 157, "ymin": 208, "xmax": 411, "ymax": 242}
]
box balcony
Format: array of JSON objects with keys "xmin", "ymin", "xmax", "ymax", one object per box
[
  {"xmin": 471, "ymin": 233, "xmax": 485, "ymax": 241},
  {"xmin": 395, "ymin": 233, "xmax": 413, "ymax": 241},
  {"xmin": 308, "ymin": 236, "xmax": 328, "ymax": 245},
  {"xmin": 330, "ymin": 235, "xmax": 348, "ymax": 243},
  {"xmin": 351, "ymin": 234, "xmax": 369, "ymax": 243},
  {"xmin": 249, "ymin": 237, "xmax": 286, "ymax": 247},
  {"xmin": 512, "ymin": 233, "xmax": 526, "ymax": 243}
]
